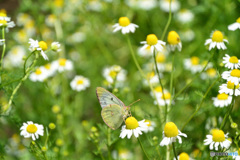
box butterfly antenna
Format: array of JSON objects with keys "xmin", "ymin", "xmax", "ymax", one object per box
[{"xmin": 128, "ymin": 99, "xmax": 140, "ymax": 107}]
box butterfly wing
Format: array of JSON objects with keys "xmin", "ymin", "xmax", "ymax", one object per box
[
  {"xmin": 101, "ymin": 104, "xmax": 124, "ymax": 130},
  {"xmin": 96, "ymin": 87, "xmax": 125, "ymax": 108}
]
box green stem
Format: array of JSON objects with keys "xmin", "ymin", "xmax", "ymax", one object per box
[
  {"xmin": 107, "ymin": 127, "xmax": 112, "ymax": 160},
  {"xmin": 137, "ymin": 137, "xmax": 150, "ymax": 160},
  {"xmin": 0, "ymin": 27, "xmax": 6, "ymax": 71},
  {"xmin": 173, "ymin": 52, "xmax": 215, "ymax": 101},
  {"xmin": 23, "ymin": 51, "xmax": 35, "ymax": 74},
  {"xmin": 181, "ymin": 77, "xmax": 220, "ymax": 131},
  {"xmin": 172, "ymin": 143, "xmax": 178, "ymax": 160},
  {"xmin": 0, "ymin": 78, "xmax": 21, "ymax": 88},
  {"xmin": 35, "ymin": 141, "xmax": 48, "ymax": 160},
  {"xmin": 126, "ymin": 35, "xmax": 146, "ymax": 79},
  {"xmin": 161, "ymin": 0, "xmax": 172, "ymax": 41}
]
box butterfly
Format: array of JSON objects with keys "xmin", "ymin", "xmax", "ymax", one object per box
[{"xmin": 96, "ymin": 87, "xmax": 131, "ymax": 130}]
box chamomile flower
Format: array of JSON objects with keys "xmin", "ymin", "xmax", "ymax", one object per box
[
  {"xmin": 167, "ymin": 31, "xmax": 182, "ymax": 52},
  {"xmin": 0, "ymin": 19, "xmax": 15, "ymax": 31},
  {"xmin": 144, "ymin": 120, "xmax": 156, "ymax": 133},
  {"xmin": 0, "ymin": 10, "xmax": 10, "ymax": 21},
  {"xmin": 20, "ymin": 121, "xmax": 44, "ymax": 141},
  {"xmin": 160, "ymin": 122, "xmax": 187, "ymax": 146},
  {"xmin": 212, "ymin": 93, "xmax": 232, "ymax": 108},
  {"xmin": 51, "ymin": 42, "xmax": 61, "ymax": 52},
  {"xmin": 4, "ymin": 45, "xmax": 26, "ymax": 68},
  {"xmin": 28, "ymin": 38, "xmax": 49, "ymax": 60},
  {"xmin": 176, "ymin": 9, "xmax": 194, "ymax": 24},
  {"xmin": 156, "ymin": 52, "xmax": 167, "ymax": 71},
  {"xmin": 141, "ymin": 34, "xmax": 166, "ymax": 53},
  {"xmin": 52, "ymin": 58, "xmax": 73, "ymax": 72},
  {"xmin": 219, "ymin": 81, "xmax": 240, "ymax": 96},
  {"xmin": 222, "ymin": 54, "xmax": 240, "ymax": 69},
  {"xmin": 174, "ymin": 152, "xmax": 194, "ymax": 160},
  {"xmin": 16, "ymin": 13, "xmax": 32, "ymax": 26},
  {"xmin": 144, "ymin": 71, "xmax": 160, "ymax": 86},
  {"xmin": 204, "ymin": 129, "xmax": 231, "ymax": 150},
  {"xmin": 201, "ymin": 68, "xmax": 217, "ymax": 80},
  {"xmin": 113, "ymin": 17, "xmax": 138, "ymax": 34},
  {"xmin": 29, "ymin": 67, "xmax": 48, "ymax": 82},
  {"xmin": 42, "ymin": 63, "xmax": 57, "ymax": 78},
  {"xmin": 103, "ymin": 65, "xmax": 127, "ymax": 86},
  {"xmin": 119, "ymin": 117, "xmax": 148, "ymax": 139},
  {"xmin": 184, "ymin": 56, "xmax": 203, "ymax": 73},
  {"xmin": 137, "ymin": 46, "xmax": 152, "ymax": 58},
  {"xmin": 228, "ymin": 17, "xmax": 240, "ymax": 31},
  {"xmin": 155, "ymin": 91, "xmax": 172, "ymax": 106},
  {"xmin": 179, "ymin": 29, "xmax": 195, "ymax": 42},
  {"xmin": 205, "ymin": 30, "xmax": 228, "ymax": 51},
  {"xmin": 151, "ymin": 86, "xmax": 164, "ymax": 97},
  {"xmin": 159, "ymin": 0, "xmax": 180, "ymax": 13},
  {"xmin": 70, "ymin": 75, "xmax": 90, "ymax": 92},
  {"xmin": 222, "ymin": 69, "xmax": 240, "ymax": 85}
]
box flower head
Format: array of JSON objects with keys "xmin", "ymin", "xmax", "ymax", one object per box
[
  {"xmin": 112, "ymin": 17, "xmax": 139, "ymax": 34},
  {"xmin": 175, "ymin": 152, "xmax": 194, "ymax": 160},
  {"xmin": 141, "ymin": 34, "xmax": 166, "ymax": 53},
  {"xmin": 222, "ymin": 69, "xmax": 240, "ymax": 85},
  {"xmin": 222, "ymin": 54, "xmax": 240, "ymax": 69},
  {"xmin": 219, "ymin": 81, "xmax": 240, "ymax": 96},
  {"xmin": 29, "ymin": 67, "xmax": 48, "ymax": 82},
  {"xmin": 70, "ymin": 75, "xmax": 90, "ymax": 92},
  {"xmin": 143, "ymin": 120, "xmax": 156, "ymax": 132},
  {"xmin": 228, "ymin": 17, "xmax": 240, "ymax": 31},
  {"xmin": 204, "ymin": 129, "xmax": 231, "ymax": 150},
  {"xmin": 103, "ymin": 65, "xmax": 126, "ymax": 88},
  {"xmin": 20, "ymin": 121, "xmax": 44, "ymax": 141},
  {"xmin": 184, "ymin": 56, "xmax": 203, "ymax": 73},
  {"xmin": 176, "ymin": 9, "xmax": 194, "ymax": 24},
  {"xmin": 28, "ymin": 38, "xmax": 49, "ymax": 60},
  {"xmin": 160, "ymin": 122, "xmax": 187, "ymax": 146},
  {"xmin": 51, "ymin": 42, "xmax": 61, "ymax": 52},
  {"xmin": 212, "ymin": 93, "xmax": 232, "ymax": 108},
  {"xmin": 160, "ymin": 0, "xmax": 180, "ymax": 13},
  {"xmin": 205, "ymin": 30, "xmax": 228, "ymax": 51},
  {"xmin": 120, "ymin": 117, "xmax": 148, "ymax": 139},
  {"xmin": 167, "ymin": 31, "xmax": 182, "ymax": 51},
  {"xmin": 52, "ymin": 58, "xmax": 73, "ymax": 72}
]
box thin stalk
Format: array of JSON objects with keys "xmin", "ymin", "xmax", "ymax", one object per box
[
  {"xmin": 35, "ymin": 141, "xmax": 48, "ymax": 160},
  {"xmin": 107, "ymin": 127, "xmax": 112, "ymax": 160},
  {"xmin": 181, "ymin": 77, "xmax": 220, "ymax": 131},
  {"xmin": 0, "ymin": 78, "xmax": 21, "ymax": 88},
  {"xmin": 161, "ymin": 0, "xmax": 172, "ymax": 41},
  {"xmin": 0, "ymin": 27, "xmax": 6, "ymax": 71},
  {"xmin": 137, "ymin": 137, "xmax": 150, "ymax": 160},
  {"xmin": 172, "ymin": 143, "xmax": 178, "ymax": 160},
  {"xmin": 23, "ymin": 51, "xmax": 35, "ymax": 74}
]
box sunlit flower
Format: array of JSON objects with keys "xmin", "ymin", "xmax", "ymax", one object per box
[
  {"xmin": 144, "ymin": 71, "xmax": 160, "ymax": 86},
  {"xmin": 204, "ymin": 129, "xmax": 231, "ymax": 150},
  {"xmin": 155, "ymin": 91, "xmax": 172, "ymax": 106},
  {"xmin": 42, "ymin": 63, "xmax": 57, "ymax": 78},
  {"xmin": 143, "ymin": 120, "xmax": 156, "ymax": 133},
  {"xmin": 0, "ymin": 9, "xmax": 10, "ymax": 21},
  {"xmin": 137, "ymin": 46, "xmax": 152, "ymax": 58},
  {"xmin": 160, "ymin": 122, "xmax": 187, "ymax": 146},
  {"xmin": 0, "ymin": 18, "xmax": 15, "ymax": 31},
  {"xmin": 70, "ymin": 75, "xmax": 90, "ymax": 92},
  {"xmin": 201, "ymin": 66, "xmax": 217, "ymax": 80},
  {"xmin": 51, "ymin": 42, "xmax": 61, "ymax": 52},
  {"xmin": 176, "ymin": 9, "xmax": 194, "ymax": 24},
  {"xmin": 29, "ymin": 67, "xmax": 48, "ymax": 82},
  {"xmin": 113, "ymin": 17, "xmax": 138, "ymax": 34},
  {"xmin": 205, "ymin": 30, "xmax": 228, "ymax": 51},
  {"xmin": 3, "ymin": 45, "xmax": 26, "ymax": 68},
  {"xmin": 228, "ymin": 17, "xmax": 240, "ymax": 31},
  {"xmin": 222, "ymin": 54, "xmax": 240, "ymax": 69},
  {"xmin": 20, "ymin": 121, "xmax": 44, "ymax": 141},
  {"xmin": 174, "ymin": 152, "xmax": 194, "ymax": 160},
  {"xmin": 212, "ymin": 93, "xmax": 232, "ymax": 108},
  {"xmin": 120, "ymin": 117, "xmax": 148, "ymax": 139},
  {"xmin": 167, "ymin": 31, "xmax": 182, "ymax": 51},
  {"xmin": 159, "ymin": 0, "xmax": 180, "ymax": 13},
  {"xmin": 222, "ymin": 69, "xmax": 240, "ymax": 85},
  {"xmin": 141, "ymin": 34, "xmax": 166, "ymax": 53},
  {"xmin": 52, "ymin": 58, "xmax": 73, "ymax": 72},
  {"xmin": 219, "ymin": 81, "xmax": 240, "ymax": 96},
  {"xmin": 28, "ymin": 38, "xmax": 49, "ymax": 60},
  {"xmin": 184, "ymin": 56, "xmax": 203, "ymax": 73},
  {"xmin": 103, "ymin": 65, "xmax": 127, "ymax": 86}
]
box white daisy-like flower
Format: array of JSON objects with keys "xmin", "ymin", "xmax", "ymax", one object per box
[
  {"xmin": 204, "ymin": 129, "xmax": 231, "ymax": 150},
  {"xmin": 70, "ymin": 75, "xmax": 90, "ymax": 92},
  {"xmin": 232, "ymin": 150, "xmax": 240, "ymax": 160},
  {"xmin": 180, "ymin": 29, "xmax": 195, "ymax": 42},
  {"xmin": 103, "ymin": 65, "xmax": 127, "ymax": 85},
  {"xmin": 205, "ymin": 30, "xmax": 228, "ymax": 51},
  {"xmin": 0, "ymin": 11, "xmax": 10, "ymax": 21},
  {"xmin": 212, "ymin": 93, "xmax": 232, "ymax": 108},
  {"xmin": 219, "ymin": 81, "xmax": 240, "ymax": 96},
  {"xmin": 125, "ymin": 0, "xmax": 157, "ymax": 10},
  {"xmin": 176, "ymin": 9, "xmax": 194, "ymax": 24},
  {"xmin": 167, "ymin": 31, "xmax": 182, "ymax": 52},
  {"xmin": 28, "ymin": 38, "xmax": 49, "ymax": 60},
  {"xmin": 16, "ymin": 13, "xmax": 32, "ymax": 26},
  {"xmin": 155, "ymin": 91, "xmax": 172, "ymax": 106},
  {"xmin": 0, "ymin": 18, "xmax": 15, "ymax": 30},
  {"xmin": 52, "ymin": 58, "xmax": 73, "ymax": 73},
  {"xmin": 159, "ymin": 0, "xmax": 180, "ymax": 13},
  {"xmin": 113, "ymin": 17, "xmax": 138, "ymax": 34},
  {"xmin": 120, "ymin": 117, "xmax": 149, "ymax": 139},
  {"xmin": 29, "ymin": 67, "xmax": 48, "ymax": 82},
  {"xmin": 222, "ymin": 69, "xmax": 240, "ymax": 85},
  {"xmin": 201, "ymin": 68, "xmax": 217, "ymax": 80},
  {"xmin": 51, "ymin": 42, "xmax": 61, "ymax": 52},
  {"xmin": 151, "ymin": 86, "xmax": 164, "ymax": 98},
  {"xmin": 143, "ymin": 71, "xmax": 161, "ymax": 86},
  {"xmin": 174, "ymin": 152, "xmax": 194, "ymax": 160},
  {"xmin": 42, "ymin": 63, "xmax": 57, "ymax": 78},
  {"xmin": 228, "ymin": 17, "xmax": 240, "ymax": 31},
  {"xmin": 184, "ymin": 56, "xmax": 203, "ymax": 73},
  {"xmin": 45, "ymin": 14, "xmax": 57, "ymax": 27},
  {"xmin": 3, "ymin": 45, "xmax": 26, "ymax": 68},
  {"xmin": 160, "ymin": 122, "xmax": 187, "ymax": 146},
  {"xmin": 137, "ymin": 46, "xmax": 152, "ymax": 58},
  {"xmin": 20, "ymin": 121, "xmax": 44, "ymax": 141},
  {"xmin": 143, "ymin": 120, "xmax": 156, "ymax": 133},
  {"xmin": 141, "ymin": 34, "xmax": 166, "ymax": 53},
  {"xmin": 222, "ymin": 54, "xmax": 240, "ymax": 69}
]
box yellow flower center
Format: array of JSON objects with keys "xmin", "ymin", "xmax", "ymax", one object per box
[
  {"xmin": 206, "ymin": 68, "xmax": 216, "ymax": 77},
  {"xmin": 146, "ymin": 34, "xmax": 158, "ymax": 46},
  {"xmin": 0, "ymin": 12, "xmax": 6, "ymax": 17},
  {"xmin": 38, "ymin": 41, "xmax": 48, "ymax": 51},
  {"xmin": 147, "ymin": 72, "xmax": 155, "ymax": 79},
  {"xmin": 125, "ymin": 117, "xmax": 139, "ymax": 129},
  {"xmin": 146, "ymin": 45, "xmax": 151, "ymax": 51},
  {"xmin": 211, "ymin": 31, "xmax": 223, "ymax": 42},
  {"xmin": 179, "ymin": 152, "xmax": 190, "ymax": 160},
  {"xmin": 238, "ymin": 148, "xmax": 240, "ymax": 155},
  {"xmin": 44, "ymin": 64, "xmax": 51, "ymax": 70},
  {"xmin": 54, "ymin": 0, "xmax": 64, "ymax": 7},
  {"xmin": 0, "ymin": 20, "xmax": 7, "ymax": 26},
  {"xmin": 217, "ymin": 93, "xmax": 228, "ymax": 100},
  {"xmin": 167, "ymin": 31, "xmax": 180, "ymax": 45},
  {"xmin": 118, "ymin": 17, "xmax": 130, "ymax": 27},
  {"xmin": 164, "ymin": 122, "xmax": 178, "ymax": 137},
  {"xmin": 77, "ymin": 79, "xmax": 84, "ymax": 85},
  {"xmin": 25, "ymin": 20, "xmax": 34, "ymax": 28},
  {"xmin": 227, "ymin": 81, "xmax": 239, "ymax": 89},
  {"xmin": 145, "ymin": 120, "xmax": 151, "ymax": 127},
  {"xmin": 156, "ymin": 53, "xmax": 166, "ymax": 63},
  {"xmin": 109, "ymin": 70, "xmax": 117, "ymax": 78},
  {"xmin": 236, "ymin": 17, "xmax": 240, "ymax": 23},
  {"xmin": 35, "ymin": 68, "xmax": 42, "ymax": 75},
  {"xmin": 212, "ymin": 129, "xmax": 225, "ymax": 142},
  {"xmin": 230, "ymin": 69, "xmax": 240, "ymax": 77},
  {"xmin": 161, "ymin": 92, "xmax": 171, "ymax": 100},
  {"xmin": 229, "ymin": 56, "xmax": 239, "ymax": 64},
  {"xmin": 191, "ymin": 56, "xmax": 200, "ymax": 65},
  {"xmin": 154, "ymin": 86, "xmax": 162, "ymax": 92},
  {"xmin": 26, "ymin": 124, "xmax": 38, "ymax": 133},
  {"xmin": 59, "ymin": 58, "xmax": 67, "ymax": 66}
]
